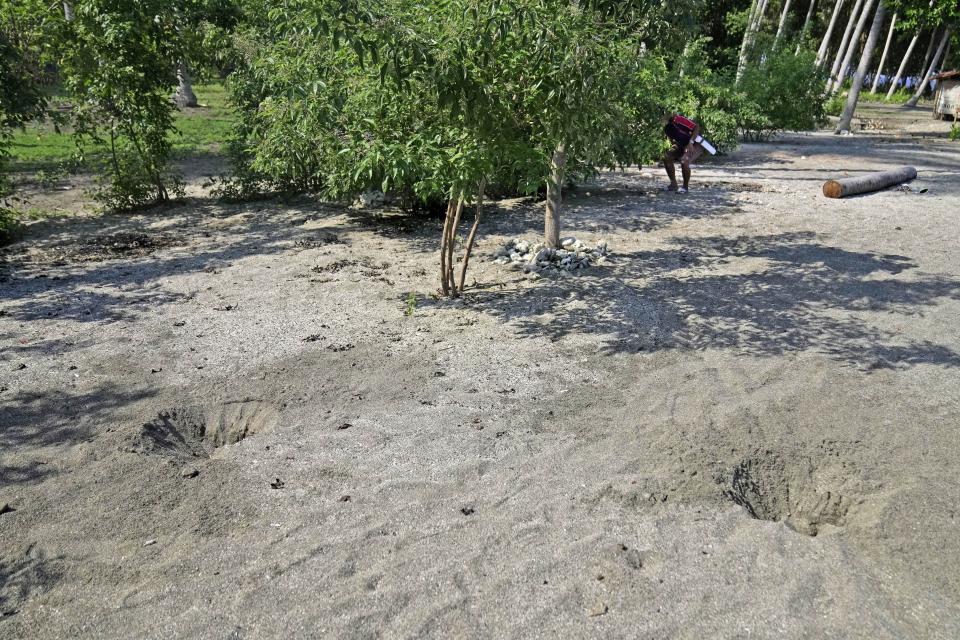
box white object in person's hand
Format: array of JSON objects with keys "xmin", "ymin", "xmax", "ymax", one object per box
[{"xmin": 694, "ymin": 135, "xmax": 717, "ymax": 155}]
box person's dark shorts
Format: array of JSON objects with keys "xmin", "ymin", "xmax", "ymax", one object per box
[{"xmin": 665, "ymin": 141, "xmax": 705, "ymax": 164}]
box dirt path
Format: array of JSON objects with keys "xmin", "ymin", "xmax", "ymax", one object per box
[{"xmin": 2, "ymin": 122, "xmax": 959, "ymax": 638}]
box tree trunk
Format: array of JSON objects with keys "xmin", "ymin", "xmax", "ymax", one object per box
[
  {"xmin": 736, "ymin": 0, "xmax": 771, "ymax": 83},
  {"xmin": 885, "ymin": 30, "xmax": 920, "ymax": 98},
  {"xmin": 816, "ymin": 0, "xmax": 846, "ymax": 66},
  {"xmin": 174, "ymin": 61, "xmax": 198, "ymax": 109},
  {"xmin": 869, "ymin": 12, "xmax": 897, "ymax": 93},
  {"xmin": 544, "ymin": 143, "xmax": 566, "ymax": 249},
  {"xmin": 826, "ymin": 0, "xmax": 864, "ymax": 89},
  {"xmin": 446, "ymin": 195, "xmax": 465, "ymax": 294},
  {"xmin": 62, "ymin": 1, "xmax": 74, "ymax": 21},
  {"xmin": 457, "ymin": 180, "xmax": 486, "ymax": 294},
  {"xmin": 920, "ymin": 27, "xmax": 939, "ymax": 74},
  {"xmin": 439, "ymin": 198, "xmax": 455, "ymax": 296},
  {"xmin": 822, "ymin": 165, "xmax": 916, "ymax": 197},
  {"xmin": 836, "ymin": 2, "xmax": 886, "ymax": 131},
  {"xmin": 774, "ymin": 0, "xmax": 794, "ymax": 48},
  {"xmin": 830, "ymin": 0, "xmax": 877, "ymax": 94},
  {"xmin": 736, "ymin": 0, "xmax": 761, "ymax": 82},
  {"xmin": 906, "ymin": 28, "xmax": 952, "ymax": 107},
  {"xmin": 796, "ymin": 0, "xmax": 818, "ymax": 55}
]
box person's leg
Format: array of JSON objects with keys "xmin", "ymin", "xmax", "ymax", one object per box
[
  {"xmin": 664, "ymin": 156, "xmax": 678, "ymax": 190},
  {"xmin": 679, "ymin": 143, "xmax": 704, "ymax": 191},
  {"xmin": 663, "ymin": 144, "xmax": 681, "ymax": 190}
]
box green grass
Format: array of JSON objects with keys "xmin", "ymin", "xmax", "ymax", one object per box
[
  {"xmin": 7, "ymin": 83, "xmax": 236, "ymax": 172},
  {"xmin": 859, "ymin": 89, "xmax": 915, "ymax": 105}
]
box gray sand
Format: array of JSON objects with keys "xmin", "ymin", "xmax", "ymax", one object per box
[{"xmin": 2, "ymin": 113, "xmax": 960, "ymax": 638}]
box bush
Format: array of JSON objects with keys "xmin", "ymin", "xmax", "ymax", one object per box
[
  {"xmin": 737, "ymin": 48, "xmax": 827, "ymax": 139},
  {"xmin": 58, "ymin": 0, "xmax": 185, "ymax": 210},
  {"xmin": 825, "ymin": 92, "xmax": 845, "ymax": 117}
]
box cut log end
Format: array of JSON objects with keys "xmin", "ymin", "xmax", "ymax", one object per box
[
  {"xmin": 821, "ymin": 166, "xmax": 917, "ymax": 199},
  {"xmin": 823, "ymin": 180, "xmax": 843, "ymax": 198}
]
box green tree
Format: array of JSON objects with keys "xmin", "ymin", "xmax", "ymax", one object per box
[
  {"xmin": 58, "ymin": 0, "xmax": 189, "ymax": 209},
  {"xmin": 0, "ymin": 0, "xmax": 50, "ymax": 243}
]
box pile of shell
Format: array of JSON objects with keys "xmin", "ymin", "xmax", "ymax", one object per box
[{"xmin": 491, "ymin": 237, "xmax": 610, "ymax": 274}]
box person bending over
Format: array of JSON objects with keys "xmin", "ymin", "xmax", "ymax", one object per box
[{"xmin": 663, "ymin": 113, "xmax": 704, "ymax": 193}]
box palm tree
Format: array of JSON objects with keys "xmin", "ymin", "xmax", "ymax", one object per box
[
  {"xmin": 870, "ymin": 11, "xmax": 897, "ymax": 93},
  {"xmin": 885, "ymin": 30, "xmax": 922, "ymax": 98},
  {"xmin": 905, "ymin": 28, "xmax": 952, "ymax": 107},
  {"xmin": 837, "ymin": 3, "xmax": 887, "ymax": 131},
  {"xmin": 830, "ymin": 0, "xmax": 878, "ymax": 94}
]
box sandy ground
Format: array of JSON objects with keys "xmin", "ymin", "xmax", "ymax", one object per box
[{"xmin": 2, "ymin": 106, "xmax": 960, "ymax": 638}]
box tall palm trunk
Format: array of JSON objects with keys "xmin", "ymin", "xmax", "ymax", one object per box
[
  {"xmin": 826, "ymin": 0, "xmax": 865, "ymax": 89},
  {"xmin": 885, "ymin": 30, "xmax": 920, "ymax": 98},
  {"xmin": 796, "ymin": 0, "xmax": 818, "ymax": 54},
  {"xmin": 544, "ymin": 143, "xmax": 566, "ymax": 248},
  {"xmin": 774, "ymin": 0, "xmax": 794, "ymax": 48},
  {"xmin": 920, "ymin": 26, "xmax": 939, "ymax": 72},
  {"xmin": 736, "ymin": 0, "xmax": 772, "ymax": 83},
  {"xmin": 869, "ymin": 12, "xmax": 897, "ymax": 93},
  {"xmin": 816, "ymin": 0, "xmax": 846, "ymax": 65},
  {"xmin": 906, "ymin": 28, "xmax": 952, "ymax": 107},
  {"xmin": 837, "ymin": 3, "xmax": 887, "ymax": 131},
  {"xmin": 830, "ymin": 0, "xmax": 877, "ymax": 94},
  {"xmin": 736, "ymin": 0, "xmax": 761, "ymax": 82}
]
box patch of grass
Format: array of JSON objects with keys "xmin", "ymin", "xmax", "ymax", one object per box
[
  {"xmin": 860, "ymin": 89, "xmax": 915, "ymax": 105},
  {"xmin": 8, "ymin": 125, "xmax": 80, "ymax": 172},
  {"xmin": 8, "ymin": 83, "xmax": 236, "ymax": 172},
  {"xmin": 170, "ymin": 83, "xmax": 235, "ymax": 157}
]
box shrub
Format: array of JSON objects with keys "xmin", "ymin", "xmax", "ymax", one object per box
[{"xmin": 737, "ymin": 48, "xmax": 827, "ymax": 139}]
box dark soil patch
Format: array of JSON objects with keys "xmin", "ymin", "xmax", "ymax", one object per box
[{"xmin": 26, "ymin": 232, "xmax": 183, "ymax": 264}]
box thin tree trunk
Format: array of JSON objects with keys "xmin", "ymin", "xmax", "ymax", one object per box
[
  {"xmin": 827, "ymin": 0, "xmax": 865, "ymax": 90},
  {"xmin": 174, "ymin": 60, "xmax": 198, "ymax": 109},
  {"xmin": 816, "ymin": 0, "xmax": 846, "ymax": 66},
  {"xmin": 906, "ymin": 28, "xmax": 952, "ymax": 107},
  {"xmin": 796, "ymin": 0, "xmax": 818, "ymax": 55},
  {"xmin": 837, "ymin": 2, "xmax": 887, "ymax": 131},
  {"xmin": 920, "ymin": 26, "xmax": 938, "ymax": 73},
  {"xmin": 736, "ymin": 0, "xmax": 772, "ymax": 83},
  {"xmin": 62, "ymin": 1, "xmax": 74, "ymax": 21},
  {"xmin": 544, "ymin": 143, "xmax": 566, "ymax": 249},
  {"xmin": 886, "ymin": 30, "xmax": 920, "ymax": 98},
  {"xmin": 439, "ymin": 198, "xmax": 455, "ymax": 296},
  {"xmin": 446, "ymin": 195, "xmax": 465, "ymax": 294},
  {"xmin": 457, "ymin": 179, "xmax": 486, "ymax": 294},
  {"xmin": 736, "ymin": 0, "xmax": 761, "ymax": 82},
  {"xmin": 830, "ymin": 0, "xmax": 877, "ymax": 94},
  {"xmin": 774, "ymin": 0, "xmax": 794, "ymax": 48},
  {"xmin": 870, "ymin": 12, "xmax": 897, "ymax": 93}
]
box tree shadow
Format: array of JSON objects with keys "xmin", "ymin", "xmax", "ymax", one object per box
[
  {"xmin": 0, "ymin": 384, "xmax": 156, "ymax": 484},
  {"xmin": 0, "ymin": 199, "xmax": 355, "ymax": 324},
  {"xmin": 459, "ymin": 232, "xmax": 960, "ymax": 369},
  {"xmin": 0, "ymin": 546, "xmax": 63, "ymax": 618}
]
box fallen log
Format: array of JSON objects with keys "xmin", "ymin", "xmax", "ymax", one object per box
[{"xmin": 822, "ymin": 166, "xmax": 917, "ymax": 198}]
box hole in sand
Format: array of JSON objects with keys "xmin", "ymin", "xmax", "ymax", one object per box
[
  {"xmin": 723, "ymin": 452, "xmax": 850, "ymax": 536},
  {"xmin": 133, "ymin": 401, "xmax": 278, "ymax": 458}
]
